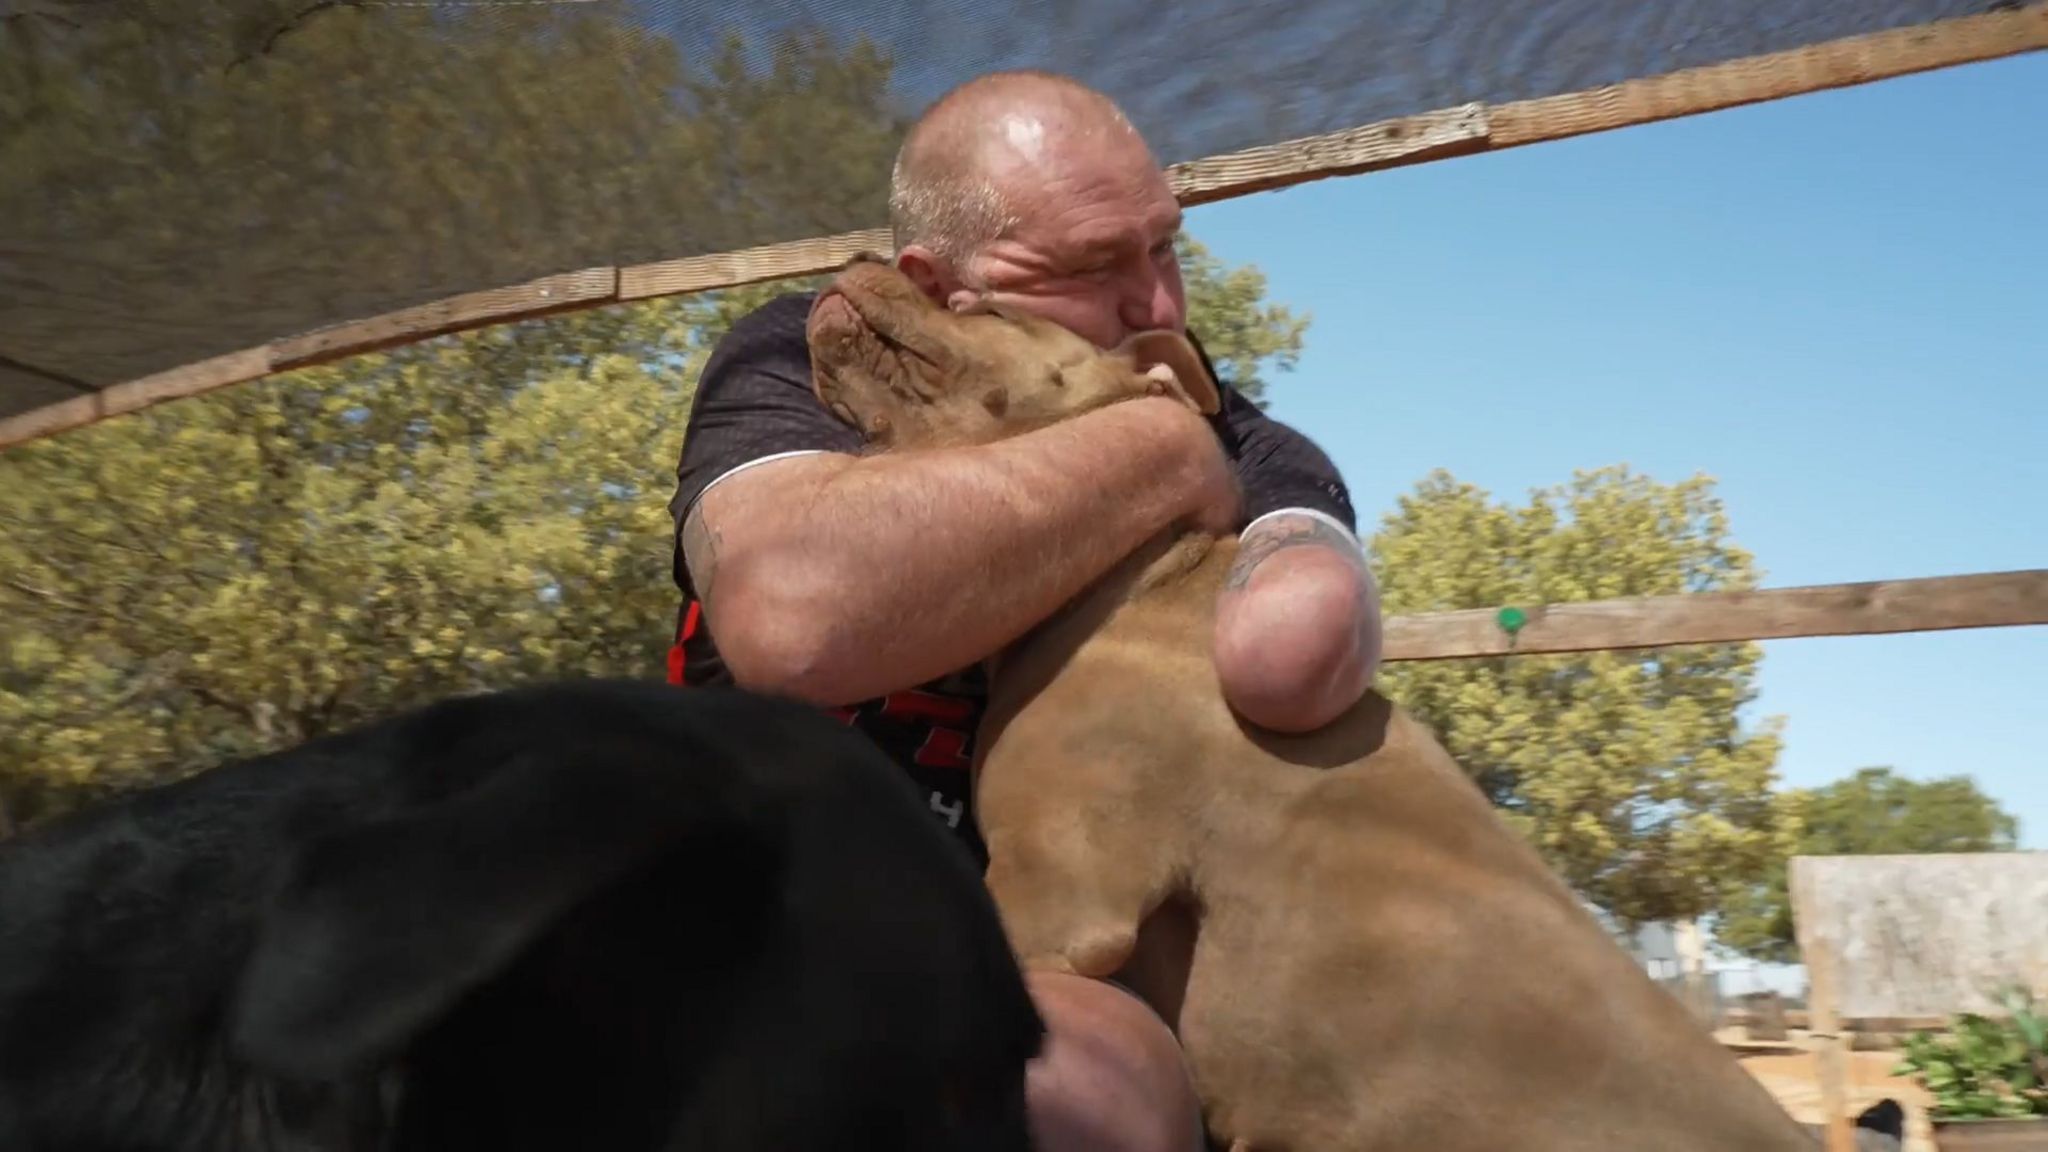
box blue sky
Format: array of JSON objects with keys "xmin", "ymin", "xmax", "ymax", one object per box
[{"xmin": 1184, "ymin": 48, "xmax": 2047, "ymax": 894}]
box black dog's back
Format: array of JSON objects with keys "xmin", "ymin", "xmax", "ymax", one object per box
[{"xmin": 0, "ymin": 678, "xmax": 1042, "ymax": 1152}]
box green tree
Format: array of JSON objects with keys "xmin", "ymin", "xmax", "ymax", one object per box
[
  {"xmin": 1, "ymin": 1, "xmax": 1316, "ymax": 836},
  {"xmin": 1178, "ymin": 236, "xmax": 1309, "ymax": 405},
  {"xmin": 1, "ymin": 265, "xmax": 1305, "ymax": 837},
  {"xmin": 0, "ymin": 294, "xmax": 703, "ymax": 831},
  {"xmin": 2, "ymin": 2, "xmax": 904, "ymax": 387},
  {"xmin": 1368, "ymin": 466, "xmax": 1794, "ymax": 930},
  {"xmin": 1713, "ymin": 766, "xmax": 2022, "ymax": 963}
]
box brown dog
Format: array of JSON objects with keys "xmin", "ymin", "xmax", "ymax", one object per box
[{"xmin": 805, "ymin": 253, "xmax": 1820, "ymax": 1152}]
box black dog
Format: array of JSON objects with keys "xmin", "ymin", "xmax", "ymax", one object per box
[{"xmin": 0, "ymin": 678, "xmax": 1044, "ymax": 1151}]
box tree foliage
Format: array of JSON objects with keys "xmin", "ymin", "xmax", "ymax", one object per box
[
  {"xmin": 0, "ymin": 41, "xmax": 1308, "ymax": 839},
  {"xmin": 3, "ymin": 0, "xmax": 1313, "ymax": 397},
  {"xmin": 1368, "ymin": 466, "xmax": 1794, "ymax": 928},
  {"xmin": 1713, "ymin": 766, "xmax": 2022, "ymax": 963},
  {"xmin": 2, "ymin": 2, "xmax": 905, "ymax": 385},
  {"xmin": 0, "ymin": 1, "xmax": 1306, "ymax": 832},
  {"xmin": 0, "ymin": 226, "xmax": 1311, "ymax": 833},
  {"xmin": 0, "ymin": 295, "xmax": 705, "ymax": 831},
  {"xmin": 1178, "ymin": 236, "xmax": 1308, "ymax": 406}
]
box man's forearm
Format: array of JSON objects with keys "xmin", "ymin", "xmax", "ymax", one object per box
[
  {"xmin": 688, "ymin": 396, "xmax": 1229, "ymax": 705},
  {"xmin": 1212, "ymin": 510, "xmax": 1383, "ymax": 732}
]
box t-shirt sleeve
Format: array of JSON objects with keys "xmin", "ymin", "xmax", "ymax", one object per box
[
  {"xmin": 665, "ymin": 292, "xmax": 864, "ymax": 594},
  {"xmin": 667, "ymin": 292, "xmax": 862, "ymax": 523},
  {"xmin": 1190, "ymin": 334, "xmax": 1360, "ymax": 537}
]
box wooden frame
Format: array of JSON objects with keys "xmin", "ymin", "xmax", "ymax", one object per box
[
  {"xmin": 4, "ymin": 2, "xmax": 2043, "ymax": 451},
  {"xmin": 1379, "ymin": 570, "xmax": 2048, "ymax": 663}
]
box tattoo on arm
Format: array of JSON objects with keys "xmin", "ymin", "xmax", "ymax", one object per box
[
  {"xmin": 680, "ymin": 500, "xmax": 724, "ymax": 600},
  {"xmin": 1222, "ymin": 513, "xmax": 1363, "ymax": 591}
]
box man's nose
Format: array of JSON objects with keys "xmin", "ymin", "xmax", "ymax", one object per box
[{"xmin": 1118, "ymin": 268, "xmax": 1181, "ymax": 334}]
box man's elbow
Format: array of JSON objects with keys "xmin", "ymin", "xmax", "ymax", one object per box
[
  {"xmin": 704, "ymin": 571, "xmax": 860, "ymax": 708},
  {"xmin": 1212, "ymin": 559, "xmax": 1382, "ymax": 733}
]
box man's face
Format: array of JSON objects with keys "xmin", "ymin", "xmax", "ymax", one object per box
[{"xmin": 912, "ymin": 119, "xmax": 1187, "ymax": 351}]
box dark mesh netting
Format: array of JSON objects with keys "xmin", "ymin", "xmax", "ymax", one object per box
[{"xmin": 0, "ymin": 0, "xmax": 2015, "ymax": 425}]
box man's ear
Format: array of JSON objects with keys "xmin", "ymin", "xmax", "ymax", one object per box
[
  {"xmin": 228, "ymin": 749, "xmax": 772, "ymax": 1081},
  {"xmin": 894, "ymin": 244, "xmax": 955, "ymax": 306},
  {"xmin": 1119, "ymin": 330, "xmax": 1222, "ymax": 416}
]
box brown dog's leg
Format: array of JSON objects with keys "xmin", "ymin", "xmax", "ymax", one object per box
[{"xmin": 980, "ymin": 818, "xmax": 1175, "ymax": 979}]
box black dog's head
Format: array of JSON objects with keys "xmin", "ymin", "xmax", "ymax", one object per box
[{"xmin": 219, "ymin": 680, "xmax": 1044, "ymax": 1152}]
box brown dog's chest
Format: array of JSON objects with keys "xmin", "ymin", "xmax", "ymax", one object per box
[{"xmin": 971, "ymin": 533, "xmax": 1316, "ymax": 848}]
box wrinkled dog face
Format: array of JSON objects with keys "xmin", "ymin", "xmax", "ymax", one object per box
[{"xmin": 806, "ymin": 253, "xmax": 1221, "ymax": 450}]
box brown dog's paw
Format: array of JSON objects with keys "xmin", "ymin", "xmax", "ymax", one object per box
[
  {"xmin": 1060, "ymin": 923, "xmax": 1139, "ymax": 980},
  {"xmin": 999, "ymin": 897, "xmax": 1140, "ymax": 980}
]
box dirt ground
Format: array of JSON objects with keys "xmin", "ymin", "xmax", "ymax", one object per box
[{"xmin": 1737, "ymin": 1045, "xmax": 1937, "ymax": 1152}]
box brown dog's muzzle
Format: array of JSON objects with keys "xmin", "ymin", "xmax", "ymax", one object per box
[{"xmin": 808, "ymin": 256, "xmax": 942, "ymax": 344}]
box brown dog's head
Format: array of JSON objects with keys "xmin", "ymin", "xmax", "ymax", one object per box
[{"xmin": 806, "ymin": 253, "xmax": 1221, "ymax": 451}]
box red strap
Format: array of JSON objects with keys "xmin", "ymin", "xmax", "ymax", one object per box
[
  {"xmin": 665, "ymin": 605, "xmax": 866, "ymax": 734},
  {"xmin": 665, "ymin": 601, "xmax": 702, "ymax": 686}
]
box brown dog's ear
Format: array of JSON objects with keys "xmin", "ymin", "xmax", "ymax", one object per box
[
  {"xmin": 1119, "ymin": 330, "xmax": 1222, "ymax": 416},
  {"xmin": 810, "ymin": 359, "xmax": 893, "ymax": 446}
]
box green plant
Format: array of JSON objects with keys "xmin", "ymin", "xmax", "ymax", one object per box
[{"xmin": 1893, "ymin": 986, "xmax": 2048, "ymax": 1121}]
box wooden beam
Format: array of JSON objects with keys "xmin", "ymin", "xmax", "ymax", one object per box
[
  {"xmin": 598, "ymin": 2, "xmax": 2048, "ymax": 305},
  {"xmin": 0, "ymin": 348, "xmax": 274, "ymax": 450},
  {"xmin": 1768, "ymin": 1011, "xmax": 1954, "ymax": 1035},
  {"xmin": 609, "ymin": 3, "xmax": 2046, "ymax": 299},
  {"xmin": 619, "ymin": 228, "xmax": 893, "ymax": 300},
  {"xmin": 1380, "ymin": 570, "xmax": 2048, "ymax": 662},
  {"xmin": 614, "ymin": 109, "xmax": 1490, "ymax": 296},
  {"xmin": 1489, "ymin": 3, "xmax": 2048, "ymax": 150},
  {"xmin": 1168, "ymin": 103, "xmax": 1490, "ymax": 205},
  {"xmin": 3, "ymin": 5, "xmax": 2042, "ymax": 450},
  {"xmin": 270, "ymin": 266, "xmax": 619, "ymax": 369},
  {"xmin": 0, "ymin": 268, "xmax": 619, "ymax": 451}
]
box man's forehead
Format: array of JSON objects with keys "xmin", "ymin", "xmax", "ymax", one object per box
[
  {"xmin": 992, "ymin": 145, "xmax": 1179, "ymax": 241},
  {"xmin": 1059, "ymin": 202, "xmax": 1182, "ymax": 254}
]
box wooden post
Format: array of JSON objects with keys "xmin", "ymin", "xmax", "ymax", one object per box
[{"xmin": 1790, "ymin": 858, "xmax": 1856, "ymax": 1152}]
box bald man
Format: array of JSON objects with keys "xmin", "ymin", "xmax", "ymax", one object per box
[{"xmin": 663, "ymin": 70, "xmax": 1381, "ymax": 1152}]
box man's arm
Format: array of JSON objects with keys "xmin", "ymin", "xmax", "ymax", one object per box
[
  {"xmin": 687, "ymin": 394, "xmax": 1239, "ymax": 707},
  {"xmin": 1205, "ymin": 383, "xmax": 1382, "ymax": 733},
  {"xmin": 1213, "ymin": 509, "xmax": 1383, "ymax": 732}
]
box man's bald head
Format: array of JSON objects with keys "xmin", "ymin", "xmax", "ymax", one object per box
[{"xmin": 888, "ymin": 71, "xmax": 1153, "ymax": 266}]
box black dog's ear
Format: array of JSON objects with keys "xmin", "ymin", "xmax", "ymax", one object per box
[{"xmin": 229, "ymin": 749, "xmax": 768, "ymax": 1081}]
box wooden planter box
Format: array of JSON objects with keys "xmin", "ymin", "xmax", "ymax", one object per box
[{"xmin": 1931, "ymin": 1118, "xmax": 2048, "ymax": 1151}]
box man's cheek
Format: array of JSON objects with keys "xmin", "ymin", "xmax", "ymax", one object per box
[{"xmin": 1050, "ymin": 297, "xmax": 1126, "ymax": 350}]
